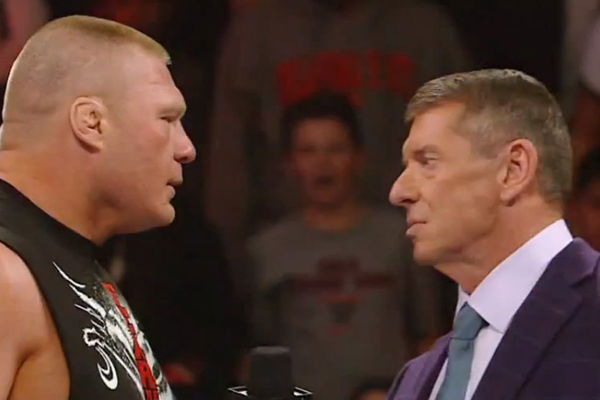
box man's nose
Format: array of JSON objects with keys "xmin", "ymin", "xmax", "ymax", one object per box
[
  {"xmin": 389, "ymin": 168, "xmax": 418, "ymax": 208},
  {"xmin": 174, "ymin": 123, "xmax": 196, "ymax": 164}
]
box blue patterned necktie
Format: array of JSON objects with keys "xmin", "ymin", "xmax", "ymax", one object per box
[{"xmin": 436, "ymin": 303, "xmax": 488, "ymax": 400}]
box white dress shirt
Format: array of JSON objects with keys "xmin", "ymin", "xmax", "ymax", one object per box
[{"xmin": 428, "ymin": 219, "xmax": 573, "ymax": 400}]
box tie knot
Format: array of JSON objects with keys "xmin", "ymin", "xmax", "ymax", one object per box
[{"xmin": 453, "ymin": 303, "xmax": 487, "ymax": 340}]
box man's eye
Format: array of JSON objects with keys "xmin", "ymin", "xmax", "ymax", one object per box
[{"xmin": 421, "ymin": 158, "xmax": 437, "ymax": 168}]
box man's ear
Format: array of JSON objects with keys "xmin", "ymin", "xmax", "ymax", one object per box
[
  {"xmin": 69, "ymin": 96, "xmax": 106, "ymax": 151},
  {"xmin": 498, "ymin": 138, "xmax": 539, "ymax": 205}
]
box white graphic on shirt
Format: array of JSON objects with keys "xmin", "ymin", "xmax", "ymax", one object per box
[{"xmin": 53, "ymin": 262, "xmax": 173, "ymax": 400}]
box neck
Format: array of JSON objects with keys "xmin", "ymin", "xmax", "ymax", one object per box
[
  {"xmin": 0, "ymin": 149, "xmax": 115, "ymax": 245},
  {"xmin": 302, "ymin": 198, "xmax": 366, "ymax": 231},
  {"xmin": 436, "ymin": 202, "xmax": 563, "ymax": 294}
]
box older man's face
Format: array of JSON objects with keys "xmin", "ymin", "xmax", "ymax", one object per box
[{"xmin": 389, "ymin": 102, "xmax": 502, "ymax": 265}]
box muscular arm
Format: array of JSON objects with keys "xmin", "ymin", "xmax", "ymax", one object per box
[
  {"xmin": 0, "ymin": 243, "xmax": 38, "ymax": 398},
  {"xmin": 0, "ymin": 242, "xmax": 68, "ymax": 400}
]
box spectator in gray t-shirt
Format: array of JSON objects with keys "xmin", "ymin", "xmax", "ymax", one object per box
[{"xmin": 247, "ymin": 92, "xmax": 443, "ymax": 400}]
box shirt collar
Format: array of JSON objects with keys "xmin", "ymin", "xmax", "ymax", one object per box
[{"xmin": 456, "ymin": 219, "xmax": 573, "ymax": 333}]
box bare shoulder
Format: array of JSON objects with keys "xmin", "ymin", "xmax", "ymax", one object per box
[
  {"xmin": 0, "ymin": 241, "xmax": 69, "ymax": 400},
  {"xmin": 0, "ymin": 241, "xmax": 46, "ymax": 350}
]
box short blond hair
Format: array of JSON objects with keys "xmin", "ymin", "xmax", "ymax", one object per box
[
  {"xmin": 4, "ymin": 15, "xmax": 170, "ymax": 115},
  {"xmin": 33, "ymin": 15, "xmax": 169, "ymax": 62},
  {"xmin": 406, "ymin": 69, "xmax": 572, "ymax": 204}
]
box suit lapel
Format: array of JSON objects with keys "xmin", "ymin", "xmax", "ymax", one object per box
[
  {"xmin": 472, "ymin": 239, "xmax": 596, "ymax": 400},
  {"xmin": 415, "ymin": 335, "xmax": 450, "ymax": 400}
]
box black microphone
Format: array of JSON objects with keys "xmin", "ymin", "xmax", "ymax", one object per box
[{"xmin": 228, "ymin": 346, "xmax": 312, "ymax": 400}]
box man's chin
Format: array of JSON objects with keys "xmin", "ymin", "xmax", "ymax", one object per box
[
  {"xmin": 132, "ymin": 206, "xmax": 176, "ymax": 232},
  {"xmin": 412, "ymin": 243, "xmax": 439, "ymax": 266},
  {"xmin": 157, "ymin": 205, "xmax": 176, "ymax": 226},
  {"xmin": 308, "ymin": 195, "xmax": 345, "ymax": 209}
]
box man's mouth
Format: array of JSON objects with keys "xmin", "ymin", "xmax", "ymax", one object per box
[
  {"xmin": 166, "ymin": 180, "xmax": 182, "ymax": 198},
  {"xmin": 406, "ymin": 219, "xmax": 425, "ymax": 236},
  {"xmin": 313, "ymin": 175, "xmax": 336, "ymax": 188}
]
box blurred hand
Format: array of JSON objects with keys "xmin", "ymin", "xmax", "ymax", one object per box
[{"xmin": 162, "ymin": 362, "xmax": 197, "ymax": 386}]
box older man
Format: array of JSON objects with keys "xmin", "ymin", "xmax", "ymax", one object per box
[
  {"xmin": 0, "ymin": 16, "xmax": 195, "ymax": 400},
  {"xmin": 388, "ymin": 69, "xmax": 600, "ymax": 400}
]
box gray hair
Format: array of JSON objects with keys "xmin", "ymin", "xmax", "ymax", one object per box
[{"xmin": 406, "ymin": 69, "xmax": 572, "ymax": 204}]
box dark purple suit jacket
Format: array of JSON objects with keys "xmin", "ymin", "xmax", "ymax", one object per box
[{"xmin": 388, "ymin": 239, "xmax": 600, "ymax": 400}]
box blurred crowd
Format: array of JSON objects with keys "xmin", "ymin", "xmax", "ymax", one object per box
[{"xmin": 1, "ymin": 0, "xmax": 600, "ymax": 399}]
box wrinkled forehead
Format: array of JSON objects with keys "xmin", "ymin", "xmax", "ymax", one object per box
[{"xmin": 401, "ymin": 102, "xmax": 470, "ymax": 161}]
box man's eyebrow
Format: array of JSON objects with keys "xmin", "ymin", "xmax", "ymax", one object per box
[
  {"xmin": 161, "ymin": 104, "xmax": 187, "ymax": 118},
  {"xmin": 401, "ymin": 141, "xmax": 410, "ymax": 165},
  {"xmin": 417, "ymin": 144, "xmax": 440, "ymax": 155},
  {"xmin": 402, "ymin": 144, "xmax": 440, "ymax": 165},
  {"xmin": 179, "ymin": 105, "xmax": 187, "ymax": 118}
]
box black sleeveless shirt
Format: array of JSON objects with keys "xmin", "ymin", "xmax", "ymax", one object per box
[{"xmin": 0, "ymin": 180, "xmax": 173, "ymax": 400}]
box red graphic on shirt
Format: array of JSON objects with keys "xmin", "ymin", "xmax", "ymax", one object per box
[
  {"xmin": 276, "ymin": 50, "xmax": 417, "ymax": 106},
  {"xmin": 291, "ymin": 257, "xmax": 395, "ymax": 336},
  {"xmin": 104, "ymin": 282, "xmax": 159, "ymax": 400}
]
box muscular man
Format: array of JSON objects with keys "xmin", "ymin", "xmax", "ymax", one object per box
[
  {"xmin": 387, "ymin": 69, "xmax": 599, "ymax": 399},
  {"xmin": 0, "ymin": 15, "xmax": 195, "ymax": 400}
]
